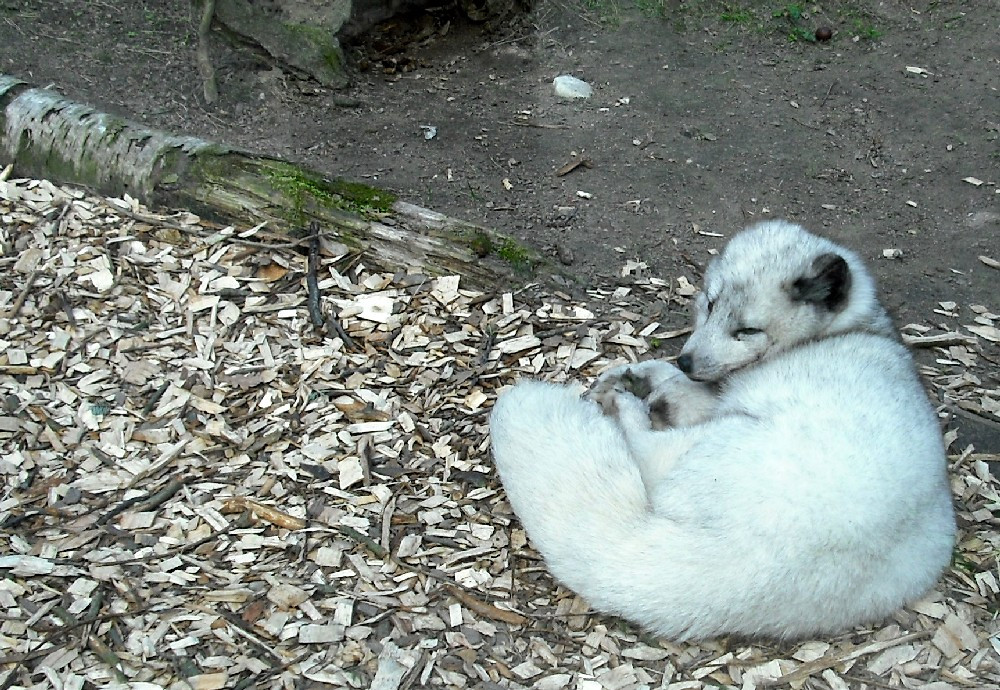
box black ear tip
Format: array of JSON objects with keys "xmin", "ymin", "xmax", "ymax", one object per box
[
  {"xmin": 790, "ymin": 252, "xmax": 852, "ymax": 310},
  {"xmin": 814, "ymin": 252, "xmax": 849, "ymax": 278}
]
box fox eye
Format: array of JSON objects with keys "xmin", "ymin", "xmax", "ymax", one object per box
[
  {"xmin": 705, "ymin": 298, "xmax": 716, "ymax": 314},
  {"xmin": 733, "ymin": 327, "xmax": 763, "ymax": 338}
]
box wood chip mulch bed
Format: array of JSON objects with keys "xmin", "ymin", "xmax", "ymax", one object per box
[{"xmin": 1, "ymin": 175, "xmax": 998, "ymax": 689}]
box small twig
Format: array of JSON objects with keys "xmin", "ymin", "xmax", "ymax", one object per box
[
  {"xmin": 505, "ymin": 120, "xmax": 569, "ymax": 130},
  {"xmin": 87, "ymin": 634, "xmax": 128, "ymax": 683},
  {"xmin": 216, "ymin": 609, "xmax": 284, "ymax": 663},
  {"xmin": 222, "ymin": 497, "xmax": 306, "ymax": 530},
  {"xmin": 137, "ymin": 477, "xmax": 187, "ymax": 510},
  {"xmin": 533, "ymin": 318, "xmax": 610, "ymax": 341},
  {"xmin": 46, "ymin": 607, "xmax": 127, "ymax": 681},
  {"xmin": 772, "ymin": 630, "xmax": 931, "ymax": 685},
  {"xmin": 359, "ymin": 436, "xmax": 373, "ymax": 487},
  {"xmin": 478, "ymin": 327, "xmax": 497, "ymax": 364},
  {"xmin": 233, "ymin": 650, "xmax": 314, "ymax": 690},
  {"xmin": 306, "ymin": 221, "xmax": 325, "ymax": 329},
  {"xmin": 325, "ymin": 305, "xmax": 358, "ymax": 349},
  {"xmin": 841, "ymin": 673, "xmax": 909, "ymax": 690},
  {"xmin": 790, "ymin": 116, "xmax": 822, "ymax": 131},
  {"xmin": 337, "ymin": 524, "xmax": 388, "ymax": 558},
  {"xmin": 0, "ymin": 365, "xmax": 37, "ymax": 375},
  {"xmin": 95, "ymin": 494, "xmax": 148, "ymax": 528},
  {"xmin": 306, "ymin": 220, "xmax": 359, "ymax": 348},
  {"xmin": 903, "ymin": 331, "xmax": 978, "ymax": 348},
  {"xmin": 0, "ymin": 604, "xmax": 157, "ymax": 665},
  {"xmin": 215, "ymin": 236, "xmax": 307, "ymax": 249},
  {"xmin": 555, "ymin": 158, "xmax": 593, "ymax": 177},
  {"xmin": 141, "ymin": 380, "xmax": 171, "ymax": 415},
  {"xmin": 954, "ymin": 403, "xmax": 1000, "ymax": 432},
  {"xmin": 68, "ymin": 517, "xmax": 242, "ymax": 567},
  {"xmin": 195, "ymin": 0, "xmax": 218, "ymax": 104},
  {"xmin": 96, "ymin": 476, "xmax": 185, "ymax": 526},
  {"xmin": 445, "ymin": 585, "xmax": 529, "ymax": 626},
  {"xmin": 6, "ymin": 270, "xmax": 40, "ymax": 318},
  {"xmin": 109, "ymin": 201, "xmax": 306, "ymax": 249},
  {"xmin": 54, "ymin": 289, "xmax": 77, "ymax": 326},
  {"xmin": 820, "ymin": 79, "xmax": 837, "ymax": 108},
  {"xmin": 335, "ymin": 523, "xmax": 538, "ymax": 623}
]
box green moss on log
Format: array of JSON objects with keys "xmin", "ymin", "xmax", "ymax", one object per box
[{"xmin": 261, "ymin": 160, "xmax": 395, "ymax": 223}]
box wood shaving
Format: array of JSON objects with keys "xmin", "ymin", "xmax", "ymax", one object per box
[{"xmin": 1, "ymin": 177, "xmax": 998, "ymax": 688}]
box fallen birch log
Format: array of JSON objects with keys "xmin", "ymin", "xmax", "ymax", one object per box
[{"xmin": 0, "ymin": 73, "xmax": 541, "ymax": 287}]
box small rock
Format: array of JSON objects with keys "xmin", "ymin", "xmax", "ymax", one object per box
[
  {"xmin": 553, "ymin": 75, "xmax": 592, "ymax": 99},
  {"xmin": 557, "ymin": 244, "xmax": 575, "ymax": 265},
  {"xmin": 965, "ymin": 211, "xmax": 1000, "ymax": 229}
]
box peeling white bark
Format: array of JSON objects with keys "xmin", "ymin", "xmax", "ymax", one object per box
[{"xmin": 1, "ymin": 78, "xmax": 217, "ymax": 197}]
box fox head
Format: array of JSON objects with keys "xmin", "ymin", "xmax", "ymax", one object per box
[{"xmin": 677, "ymin": 221, "xmax": 893, "ymax": 382}]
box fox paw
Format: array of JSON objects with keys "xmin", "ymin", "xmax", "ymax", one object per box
[
  {"xmin": 588, "ymin": 360, "xmax": 718, "ymax": 429},
  {"xmin": 587, "ymin": 371, "xmax": 654, "ymax": 432}
]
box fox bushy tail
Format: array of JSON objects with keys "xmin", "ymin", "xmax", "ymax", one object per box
[{"xmin": 489, "ymin": 381, "xmax": 738, "ymax": 640}]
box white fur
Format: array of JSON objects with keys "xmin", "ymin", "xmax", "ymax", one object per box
[{"xmin": 490, "ymin": 222, "xmax": 954, "ymax": 641}]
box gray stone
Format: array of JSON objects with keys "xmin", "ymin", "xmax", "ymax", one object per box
[
  {"xmin": 212, "ymin": 1, "xmax": 531, "ymax": 87},
  {"xmin": 215, "ymin": 0, "xmax": 351, "ymax": 88}
]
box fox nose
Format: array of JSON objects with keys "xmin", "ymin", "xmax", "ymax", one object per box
[{"xmin": 677, "ymin": 353, "xmax": 693, "ymax": 374}]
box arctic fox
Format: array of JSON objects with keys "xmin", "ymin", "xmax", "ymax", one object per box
[{"xmin": 490, "ymin": 221, "xmax": 955, "ymax": 641}]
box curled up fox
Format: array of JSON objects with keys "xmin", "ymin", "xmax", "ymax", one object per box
[{"xmin": 489, "ymin": 221, "xmax": 955, "ymax": 640}]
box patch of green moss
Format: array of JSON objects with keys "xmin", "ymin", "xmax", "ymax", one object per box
[
  {"xmin": 633, "ymin": 0, "xmax": 666, "ymax": 19},
  {"xmin": 719, "ymin": 6, "xmax": 753, "ymax": 23},
  {"xmin": 102, "ymin": 118, "xmax": 129, "ymax": 142},
  {"xmin": 284, "ymin": 22, "xmax": 344, "ymax": 72},
  {"xmin": 581, "ymin": 0, "xmax": 623, "ymax": 27},
  {"xmin": 326, "ymin": 178, "xmax": 395, "ymax": 213},
  {"xmin": 284, "ymin": 21, "xmax": 328, "ymax": 44},
  {"xmin": 261, "ymin": 161, "xmax": 396, "ymax": 224},
  {"xmin": 31, "ymin": 141, "xmax": 99, "ymax": 192},
  {"xmin": 497, "ymin": 237, "xmax": 534, "ymax": 272},
  {"xmin": 469, "ymin": 232, "xmax": 494, "ymax": 258},
  {"xmin": 850, "ymin": 18, "xmax": 883, "ymax": 40}
]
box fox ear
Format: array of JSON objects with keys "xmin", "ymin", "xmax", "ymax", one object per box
[{"xmin": 789, "ymin": 253, "xmax": 851, "ymax": 310}]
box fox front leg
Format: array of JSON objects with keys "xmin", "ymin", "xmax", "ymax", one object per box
[
  {"xmin": 588, "ymin": 360, "xmax": 718, "ymax": 429},
  {"xmin": 588, "ymin": 365, "xmax": 654, "ymax": 420}
]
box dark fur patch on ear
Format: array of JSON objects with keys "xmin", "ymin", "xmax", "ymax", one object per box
[{"xmin": 789, "ymin": 253, "xmax": 851, "ymax": 311}]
